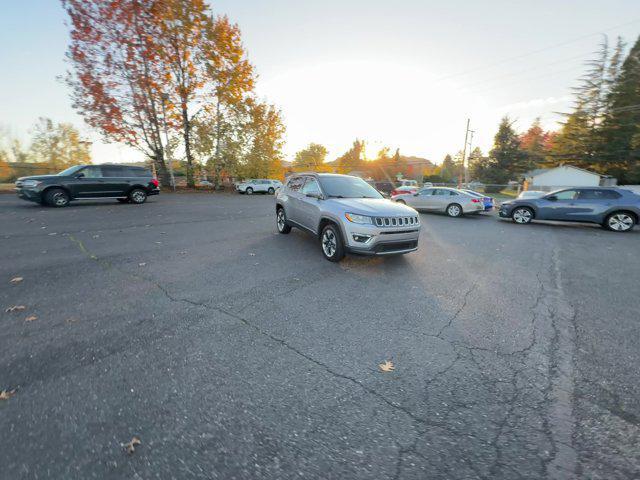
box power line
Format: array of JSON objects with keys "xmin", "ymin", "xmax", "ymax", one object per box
[{"xmin": 433, "ymin": 17, "xmax": 640, "ymax": 83}]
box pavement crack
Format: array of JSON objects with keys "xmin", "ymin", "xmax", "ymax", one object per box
[{"xmin": 435, "ymin": 282, "xmax": 478, "ymax": 339}]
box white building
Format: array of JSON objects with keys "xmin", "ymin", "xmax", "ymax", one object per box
[{"xmin": 523, "ymin": 165, "xmax": 616, "ymax": 191}]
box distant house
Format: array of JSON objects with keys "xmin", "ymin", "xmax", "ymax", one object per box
[{"xmin": 523, "ymin": 165, "xmax": 616, "ymax": 191}]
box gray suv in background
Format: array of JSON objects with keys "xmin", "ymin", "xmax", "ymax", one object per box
[
  {"xmin": 499, "ymin": 187, "xmax": 640, "ymax": 231},
  {"xmin": 275, "ymin": 173, "xmax": 421, "ymax": 261}
]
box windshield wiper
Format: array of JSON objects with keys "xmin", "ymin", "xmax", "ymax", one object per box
[{"xmin": 327, "ymin": 195, "xmax": 345, "ymax": 198}]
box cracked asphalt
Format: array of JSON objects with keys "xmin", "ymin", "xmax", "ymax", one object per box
[{"xmin": 1, "ymin": 193, "xmax": 639, "ymax": 479}]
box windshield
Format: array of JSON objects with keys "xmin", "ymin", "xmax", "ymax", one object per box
[
  {"xmin": 318, "ymin": 176, "xmax": 383, "ymax": 199},
  {"xmin": 57, "ymin": 165, "xmax": 84, "ymax": 176}
]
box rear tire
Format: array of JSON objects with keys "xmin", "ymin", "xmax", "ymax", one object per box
[
  {"xmin": 268, "ymin": 187, "xmax": 275, "ymax": 195},
  {"xmin": 128, "ymin": 188, "xmax": 147, "ymax": 204},
  {"xmin": 446, "ymin": 203, "xmax": 463, "ymax": 217},
  {"xmin": 45, "ymin": 188, "xmax": 70, "ymax": 208},
  {"xmin": 512, "ymin": 207, "xmax": 533, "ymax": 224},
  {"xmin": 320, "ymin": 224, "xmax": 345, "ymax": 262},
  {"xmin": 604, "ymin": 211, "xmax": 635, "ymax": 232},
  {"xmin": 276, "ymin": 207, "xmax": 292, "ymax": 234}
]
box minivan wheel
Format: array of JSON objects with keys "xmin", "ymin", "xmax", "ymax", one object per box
[
  {"xmin": 45, "ymin": 188, "xmax": 70, "ymax": 208},
  {"xmin": 246, "ymin": 187, "xmax": 254, "ymax": 195},
  {"xmin": 605, "ymin": 212, "xmax": 635, "ymax": 232},
  {"xmin": 276, "ymin": 208, "xmax": 292, "ymax": 234},
  {"xmin": 446, "ymin": 203, "xmax": 463, "ymax": 217},
  {"xmin": 268, "ymin": 187, "xmax": 275, "ymax": 195},
  {"xmin": 512, "ymin": 207, "xmax": 533, "ymax": 224},
  {"xmin": 320, "ymin": 224, "xmax": 345, "ymax": 262},
  {"xmin": 129, "ymin": 188, "xmax": 147, "ymax": 204}
]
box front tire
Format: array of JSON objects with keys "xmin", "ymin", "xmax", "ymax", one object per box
[
  {"xmin": 604, "ymin": 212, "xmax": 635, "ymax": 232},
  {"xmin": 45, "ymin": 188, "xmax": 70, "ymax": 208},
  {"xmin": 129, "ymin": 188, "xmax": 147, "ymax": 204},
  {"xmin": 446, "ymin": 203, "xmax": 463, "ymax": 217},
  {"xmin": 320, "ymin": 224, "xmax": 345, "ymax": 262},
  {"xmin": 276, "ymin": 208, "xmax": 292, "ymax": 234},
  {"xmin": 246, "ymin": 187, "xmax": 254, "ymax": 195},
  {"xmin": 512, "ymin": 207, "xmax": 533, "ymax": 224}
]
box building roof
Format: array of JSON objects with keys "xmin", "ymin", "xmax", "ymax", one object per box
[{"xmin": 523, "ymin": 164, "xmax": 610, "ymax": 179}]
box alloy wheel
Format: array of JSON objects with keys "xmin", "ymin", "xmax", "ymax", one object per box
[
  {"xmin": 322, "ymin": 229, "xmax": 337, "ymax": 258},
  {"xmin": 277, "ymin": 210, "xmax": 286, "ymax": 231},
  {"xmin": 132, "ymin": 190, "xmax": 146, "ymax": 203},
  {"xmin": 53, "ymin": 192, "xmax": 68, "ymax": 207},
  {"xmin": 608, "ymin": 213, "xmax": 633, "ymax": 231},
  {"xmin": 447, "ymin": 205, "xmax": 461, "ymax": 217},
  {"xmin": 513, "ymin": 208, "xmax": 532, "ymax": 224}
]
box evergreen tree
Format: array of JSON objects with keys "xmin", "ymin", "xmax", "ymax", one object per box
[
  {"xmin": 599, "ymin": 35, "xmax": 640, "ymax": 183},
  {"xmin": 484, "ymin": 116, "xmax": 524, "ymax": 189}
]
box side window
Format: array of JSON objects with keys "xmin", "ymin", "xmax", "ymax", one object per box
[
  {"xmin": 433, "ymin": 189, "xmax": 449, "ymax": 196},
  {"xmin": 555, "ymin": 190, "xmax": 578, "ymax": 200},
  {"xmin": 449, "ymin": 190, "xmax": 459, "ymax": 196},
  {"xmin": 419, "ymin": 188, "xmax": 434, "ymax": 196},
  {"xmin": 301, "ymin": 178, "xmax": 321, "ymax": 196},
  {"xmin": 287, "ymin": 176, "xmax": 304, "ymax": 192},
  {"xmin": 579, "ymin": 189, "xmax": 621, "ymax": 200},
  {"xmin": 80, "ymin": 166, "xmax": 102, "ymax": 178},
  {"xmin": 102, "ymin": 166, "xmax": 123, "ymax": 177}
]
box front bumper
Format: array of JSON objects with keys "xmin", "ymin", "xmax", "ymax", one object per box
[
  {"xmin": 15, "ymin": 188, "xmax": 42, "ymax": 203},
  {"xmin": 498, "ymin": 205, "xmax": 512, "ymax": 218},
  {"xmin": 343, "ymin": 220, "xmax": 421, "ymax": 256},
  {"xmin": 148, "ymin": 187, "xmax": 160, "ymax": 196}
]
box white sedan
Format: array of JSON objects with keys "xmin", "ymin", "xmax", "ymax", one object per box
[{"xmin": 393, "ymin": 187, "xmax": 484, "ymax": 217}]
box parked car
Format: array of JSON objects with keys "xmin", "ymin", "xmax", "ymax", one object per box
[
  {"xmin": 275, "ymin": 173, "xmax": 421, "ymax": 262},
  {"xmin": 398, "ymin": 179, "xmax": 419, "ymax": 188},
  {"xmin": 14, "ymin": 164, "xmax": 159, "ymax": 207},
  {"xmin": 390, "ymin": 185, "xmax": 418, "ymax": 197},
  {"xmin": 392, "ymin": 187, "xmax": 484, "ymax": 217},
  {"xmin": 517, "ymin": 190, "xmax": 546, "ymax": 199},
  {"xmin": 460, "ymin": 189, "xmax": 494, "ymax": 211},
  {"xmin": 499, "ymin": 187, "xmax": 640, "ymax": 232},
  {"xmin": 367, "ymin": 180, "xmax": 395, "ymax": 196},
  {"xmin": 236, "ymin": 179, "xmax": 282, "ymax": 194},
  {"xmin": 198, "ymin": 180, "xmax": 213, "ymax": 187}
]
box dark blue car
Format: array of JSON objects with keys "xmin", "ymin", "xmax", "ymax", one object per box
[
  {"xmin": 461, "ymin": 189, "xmax": 494, "ymax": 211},
  {"xmin": 499, "ymin": 187, "xmax": 640, "ymax": 232}
]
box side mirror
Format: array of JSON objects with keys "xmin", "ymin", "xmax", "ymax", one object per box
[
  {"xmin": 306, "ymin": 192, "xmax": 322, "ymax": 199},
  {"xmin": 413, "ymin": 192, "xmax": 420, "ymax": 196},
  {"xmin": 75, "ymin": 173, "xmax": 85, "ymax": 179},
  {"xmin": 546, "ymin": 195, "xmax": 557, "ymax": 201}
]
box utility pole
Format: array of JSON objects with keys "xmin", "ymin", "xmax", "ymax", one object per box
[
  {"xmin": 466, "ymin": 129, "xmax": 475, "ymax": 186},
  {"xmin": 461, "ymin": 118, "xmax": 470, "ymax": 187},
  {"xmin": 160, "ymin": 93, "xmax": 176, "ymax": 191}
]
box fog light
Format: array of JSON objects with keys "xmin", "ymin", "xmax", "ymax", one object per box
[{"xmin": 352, "ymin": 234, "xmax": 372, "ymax": 243}]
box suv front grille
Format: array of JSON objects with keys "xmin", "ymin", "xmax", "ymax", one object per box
[
  {"xmin": 375, "ymin": 241, "xmax": 418, "ymax": 253},
  {"xmin": 374, "ymin": 216, "xmax": 419, "ymax": 227}
]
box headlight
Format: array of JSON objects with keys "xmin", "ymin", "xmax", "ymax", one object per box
[
  {"xmin": 345, "ymin": 212, "xmax": 372, "ymax": 224},
  {"xmin": 21, "ymin": 180, "xmax": 41, "ymax": 188}
]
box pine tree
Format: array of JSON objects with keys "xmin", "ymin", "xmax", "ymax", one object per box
[
  {"xmin": 485, "ymin": 117, "xmax": 524, "ymax": 190},
  {"xmin": 599, "ymin": 35, "xmax": 640, "ymax": 183}
]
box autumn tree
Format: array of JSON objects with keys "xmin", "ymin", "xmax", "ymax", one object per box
[
  {"xmin": 240, "ymin": 101, "xmax": 286, "ymax": 178},
  {"xmin": 62, "ymin": 0, "xmax": 175, "ymax": 185},
  {"xmin": 293, "ymin": 143, "xmax": 328, "ymax": 171},
  {"xmin": 334, "ymin": 139, "xmax": 365, "ymax": 174},
  {"xmin": 519, "ymin": 118, "xmax": 550, "ymax": 170},
  {"xmin": 29, "ymin": 118, "xmax": 92, "ymax": 169}
]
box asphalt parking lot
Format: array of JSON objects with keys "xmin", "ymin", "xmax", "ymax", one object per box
[{"xmin": 1, "ymin": 192, "xmax": 639, "ymax": 479}]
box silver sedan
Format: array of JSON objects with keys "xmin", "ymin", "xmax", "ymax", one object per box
[{"xmin": 392, "ymin": 187, "xmax": 485, "ymax": 217}]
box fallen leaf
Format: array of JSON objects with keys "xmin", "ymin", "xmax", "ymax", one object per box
[
  {"xmin": 93, "ymin": 235, "xmax": 100, "ymax": 239},
  {"xmin": 138, "ymin": 263, "xmax": 146, "ymax": 267},
  {"xmin": 378, "ymin": 360, "xmax": 395, "ymax": 372},
  {"xmin": 123, "ymin": 436, "xmax": 141, "ymax": 454},
  {"xmin": 65, "ymin": 317, "xmax": 79, "ymax": 324},
  {"xmin": 0, "ymin": 389, "xmax": 16, "ymax": 401},
  {"xmin": 10, "ymin": 277, "xmax": 23, "ymax": 284},
  {"xmin": 5, "ymin": 305, "xmax": 26, "ymax": 313},
  {"xmin": 249, "ymin": 253, "xmax": 256, "ymax": 256},
  {"xmin": 25, "ymin": 315, "xmax": 38, "ymax": 322}
]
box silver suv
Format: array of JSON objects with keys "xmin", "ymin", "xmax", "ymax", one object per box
[{"xmin": 275, "ymin": 173, "xmax": 421, "ymax": 261}]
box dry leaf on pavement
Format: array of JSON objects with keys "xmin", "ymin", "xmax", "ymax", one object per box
[
  {"xmin": 25, "ymin": 315, "xmax": 38, "ymax": 322},
  {"xmin": 123, "ymin": 436, "xmax": 141, "ymax": 454},
  {"xmin": 0, "ymin": 389, "xmax": 16, "ymax": 401},
  {"xmin": 10, "ymin": 277, "xmax": 23, "ymax": 284},
  {"xmin": 138, "ymin": 263, "xmax": 146, "ymax": 267},
  {"xmin": 5, "ymin": 305, "xmax": 26, "ymax": 313},
  {"xmin": 378, "ymin": 360, "xmax": 395, "ymax": 372}
]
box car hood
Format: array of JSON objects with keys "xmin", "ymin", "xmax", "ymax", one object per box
[
  {"xmin": 326, "ymin": 197, "xmax": 418, "ymax": 216},
  {"xmin": 17, "ymin": 175, "xmax": 60, "ymax": 182}
]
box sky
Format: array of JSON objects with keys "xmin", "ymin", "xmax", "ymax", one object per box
[{"xmin": 1, "ymin": 0, "xmax": 639, "ymax": 165}]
